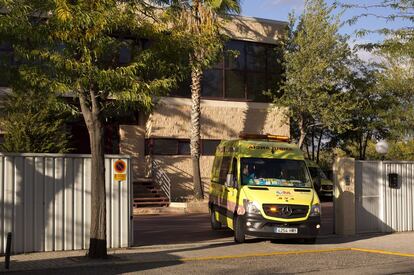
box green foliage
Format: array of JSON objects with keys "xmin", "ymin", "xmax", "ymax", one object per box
[
  {"xmin": 330, "ymin": 58, "xmax": 390, "ymax": 159},
  {"xmin": 330, "ymin": 1, "xmax": 414, "ymax": 159},
  {"xmin": 272, "ymin": 0, "xmax": 353, "ymax": 147},
  {"xmin": 335, "ymin": 139, "xmax": 414, "ymax": 161},
  {"xmin": 0, "ymin": 89, "xmax": 72, "ymax": 153},
  {"xmin": 376, "ymin": 42, "xmax": 414, "ymax": 138},
  {"xmin": 0, "ymin": 1, "xmax": 189, "ymax": 256},
  {"xmin": 387, "ymin": 140, "xmax": 414, "ymax": 161},
  {"xmin": 0, "ymin": 0, "xmax": 187, "ymax": 115},
  {"xmin": 339, "ymin": 1, "xmax": 414, "ymax": 137}
]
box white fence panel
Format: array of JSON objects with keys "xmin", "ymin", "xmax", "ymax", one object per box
[
  {"xmin": 355, "ymin": 160, "xmax": 414, "ymax": 233},
  {"xmin": 0, "ymin": 154, "xmax": 132, "ymax": 254},
  {"xmin": 383, "ymin": 162, "xmax": 414, "ymax": 232},
  {"xmin": 355, "ymin": 161, "xmax": 382, "ymax": 233}
]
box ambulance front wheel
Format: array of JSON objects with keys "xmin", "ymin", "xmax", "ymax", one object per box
[
  {"xmin": 210, "ymin": 208, "xmax": 222, "ymax": 230},
  {"xmin": 234, "ymin": 215, "xmax": 246, "ymax": 243}
]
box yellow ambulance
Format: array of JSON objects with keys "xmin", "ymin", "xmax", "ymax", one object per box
[{"xmin": 209, "ymin": 134, "xmax": 321, "ymax": 243}]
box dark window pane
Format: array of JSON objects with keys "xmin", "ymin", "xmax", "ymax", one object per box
[
  {"xmin": 225, "ymin": 70, "xmax": 245, "ymax": 99},
  {"xmin": 212, "ymin": 156, "xmax": 222, "ymax": 183},
  {"xmin": 247, "ymin": 72, "xmax": 269, "ymax": 102},
  {"xmin": 119, "ymin": 46, "xmax": 131, "ymax": 64},
  {"xmin": 0, "ymin": 42, "xmax": 14, "ymax": 86},
  {"xmin": 219, "ymin": 157, "xmax": 231, "ymax": 182},
  {"xmin": 267, "ymin": 73, "xmax": 283, "ymax": 98},
  {"xmin": 225, "ymin": 40, "xmax": 245, "ymax": 70},
  {"xmin": 246, "ymin": 44, "xmax": 266, "ymax": 71},
  {"xmin": 202, "ymin": 69, "xmax": 223, "ymax": 98},
  {"xmin": 153, "ymin": 139, "xmax": 178, "ymax": 155},
  {"xmin": 0, "ymin": 71, "xmax": 11, "ymax": 86},
  {"xmin": 202, "ymin": 140, "xmax": 221, "ymax": 155},
  {"xmin": 211, "ymin": 57, "xmax": 224, "ymax": 69},
  {"xmin": 104, "ymin": 124, "xmax": 120, "ymax": 154},
  {"xmin": 267, "ymin": 46, "xmax": 283, "ymax": 73},
  {"xmin": 178, "ymin": 140, "xmax": 190, "ymax": 155},
  {"xmin": 171, "ymin": 75, "xmax": 191, "ymax": 97}
]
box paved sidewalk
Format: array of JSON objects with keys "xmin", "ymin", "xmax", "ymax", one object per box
[{"xmin": 1, "ymin": 232, "xmax": 414, "ymax": 273}]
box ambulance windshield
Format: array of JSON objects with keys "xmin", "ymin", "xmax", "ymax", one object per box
[{"xmin": 240, "ymin": 158, "xmax": 312, "ymax": 188}]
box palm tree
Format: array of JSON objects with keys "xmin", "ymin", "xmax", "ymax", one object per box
[{"xmin": 172, "ymin": 0, "xmax": 241, "ymax": 199}]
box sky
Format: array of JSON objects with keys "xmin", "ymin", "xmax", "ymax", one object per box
[{"xmin": 241, "ymin": 0, "xmax": 409, "ymax": 51}]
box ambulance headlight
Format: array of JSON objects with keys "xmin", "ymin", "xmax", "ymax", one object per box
[
  {"xmin": 310, "ymin": 203, "xmax": 321, "ymax": 216},
  {"xmin": 244, "ymin": 200, "xmax": 261, "ymax": 214}
]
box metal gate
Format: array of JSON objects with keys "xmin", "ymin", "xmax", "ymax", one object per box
[
  {"xmin": 355, "ymin": 161, "xmax": 414, "ymax": 233},
  {"xmin": 0, "ymin": 154, "xmax": 133, "ymax": 254}
]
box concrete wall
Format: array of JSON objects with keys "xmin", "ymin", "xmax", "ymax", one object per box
[
  {"xmin": 151, "ymin": 156, "xmax": 214, "ymax": 201},
  {"xmin": 119, "ymin": 125, "xmax": 146, "ymax": 178},
  {"xmin": 333, "ymin": 157, "xmax": 356, "ymax": 235},
  {"xmin": 148, "ymin": 97, "xmax": 289, "ymax": 139},
  {"xmin": 222, "ymin": 15, "xmax": 286, "ymax": 45},
  {"xmin": 334, "ymin": 158, "xmax": 414, "ymax": 235},
  {"xmin": 120, "ymin": 97, "xmax": 289, "ymax": 201}
]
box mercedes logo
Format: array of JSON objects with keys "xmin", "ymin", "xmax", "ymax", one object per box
[{"xmin": 281, "ymin": 206, "xmax": 293, "ymax": 217}]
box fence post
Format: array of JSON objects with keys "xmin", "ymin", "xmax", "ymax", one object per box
[{"xmin": 5, "ymin": 232, "xmax": 12, "ymax": 269}]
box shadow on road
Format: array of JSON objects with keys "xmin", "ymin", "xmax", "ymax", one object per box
[
  {"xmin": 134, "ymin": 213, "xmax": 234, "ymax": 246},
  {"xmin": 133, "ymin": 201, "xmax": 389, "ymax": 247},
  {"xmin": 6, "ymin": 241, "xmax": 239, "ymax": 274}
]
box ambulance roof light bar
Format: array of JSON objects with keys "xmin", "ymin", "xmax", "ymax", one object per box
[{"xmin": 239, "ymin": 133, "xmax": 290, "ymax": 142}]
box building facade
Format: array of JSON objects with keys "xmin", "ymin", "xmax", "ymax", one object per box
[{"xmin": 120, "ymin": 16, "xmax": 290, "ymax": 201}]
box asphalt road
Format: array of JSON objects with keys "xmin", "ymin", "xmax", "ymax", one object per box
[
  {"xmin": 15, "ymin": 250, "xmax": 414, "ymax": 275},
  {"xmin": 8, "ymin": 201, "xmax": 414, "ymax": 274},
  {"xmin": 134, "ymin": 201, "xmax": 334, "ymax": 246}
]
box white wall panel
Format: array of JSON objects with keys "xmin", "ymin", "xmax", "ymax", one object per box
[
  {"xmin": 0, "ymin": 154, "xmax": 132, "ymax": 254},
  {"xmin": 356, "ymin": 160, "xmax": 414, "ymax": 233}
]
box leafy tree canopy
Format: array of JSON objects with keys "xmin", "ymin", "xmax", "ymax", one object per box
[
  {"xmin": 0, "ymin": 88, "xmax": 73, "ymax": 153},
  {"xmin": 0, "ymin": 0, "xmax": 187, "ymax": 112},
  {"xmin": 273, "ymin": 0, "xmax": 353, "ymax": 148},
  {"xmin": 0, "ymin": 0, "xmax": 190, "ymax": 258}
]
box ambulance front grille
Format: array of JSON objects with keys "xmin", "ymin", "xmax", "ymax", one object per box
[{"xmin": 262, "ymin": 204, "xmax": 309, "ymax": 219}]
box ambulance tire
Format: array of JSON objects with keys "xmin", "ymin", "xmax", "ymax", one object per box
[
  {"xmin": 210, "ymin": 208, "xmax": 222, "ymax": 230},
  {"xmin": 234, "ymin": 215, "xmax": 246, "ymax": 243},
  {"xmin": 303, "ymin": 237, "xmax": 316, "ymax": 244}
]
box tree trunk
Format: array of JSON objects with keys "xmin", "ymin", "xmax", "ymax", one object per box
[
  {"xmin": 316, "ymin": 129, "xmax": 324, "ymax": 164},
  {"xmin": 311, "ymin": 128, "xmax": 315, "ymax": 161},
  {"xmin": 298, "ymin": 116, "xmax": 307, "ymax": 149},
  {"xmin": 79, "ymin": 92, "xmax": 107, "ymax": 259},
  {"xmin": 358, "ymin": 133, "xmax": 364, "ymax": 160},
  {"xmin": 305, "ymin": 139, "xmax": 311, "ymax": 159},
  {"xmin": 190, "ymin": 67, "xmax": 203, "ymax": 200},
  {"xmin": 362, "ymin": 132, "xmax": 371, "ymax": 161}
]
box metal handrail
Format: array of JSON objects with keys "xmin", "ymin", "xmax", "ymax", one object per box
[{"xmin": 152, "ymin": 159, "xmax": 171, "ymax": 202}]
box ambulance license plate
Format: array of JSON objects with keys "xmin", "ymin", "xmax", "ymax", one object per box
[{"xmin": 275, "ymin": 227, "xmax": 298, "ymax": 234}]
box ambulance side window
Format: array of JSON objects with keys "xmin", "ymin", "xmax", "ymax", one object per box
[
  {"xmin": 211, "ymin": 156, "xmax": 222, "ymax": 183},
  {"xmin": 231, "ymin": 158, "xmax": 237, "ymax": 178},
  {"xmin": 219, "ymin": 156, "xmax": 231, "ymax": 183}
]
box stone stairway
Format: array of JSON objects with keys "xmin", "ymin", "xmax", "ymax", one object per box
[{"xmin": 133, "ymin": 178, "xmax": 170, "ymax": 208}]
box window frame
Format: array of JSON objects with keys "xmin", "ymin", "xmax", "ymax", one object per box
[
  {"xmin": 145, "ymin": 138, "xmax": 221, "ymax": 156},
  {"xmin": 171, "ymin": 39, "xmax": 282, "ymax": 103}
]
